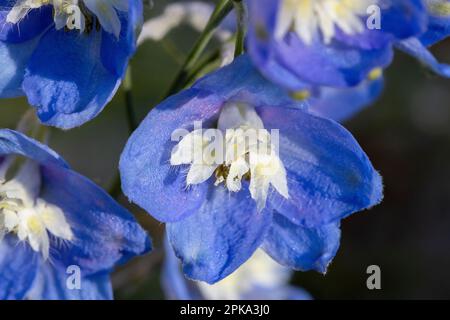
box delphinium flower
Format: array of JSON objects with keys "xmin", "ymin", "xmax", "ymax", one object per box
[
  {"xmin": 163, "ymin": 239, "xmax": 312, "ymax": 300},
  {"xmin": 0, "ymin": 126, "xmax": 151, "ymax": 300},
  {"xmin": 0, "ymin": 0, "xmax": 143, "ymax": 129},
  {"xmin": 120, "ymin": 55, "xmax": 383, "ymax": 284},
  {"xmin": 246, "ymin": 0, "xmax": 426, "ymax": 91}
]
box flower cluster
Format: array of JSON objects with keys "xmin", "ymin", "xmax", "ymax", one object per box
[{"xmin": 0, "ymin": 0, "xmax": 449, "ymax": 300}]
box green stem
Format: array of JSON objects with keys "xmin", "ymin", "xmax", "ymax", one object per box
[
  {"xmin": 124, "ymin": 67, "xmax": 137, "ymax": 133},
  {"xmin": 109, "ymin": 67, "xmax": 136, "ymax": 198},
  {"xmin": 164, "ymin": 0, "xmax": 234, "ymax": 97},
  {"xmin": 233, "ymin": 0, "xmax": 246, "ymax": 57},
  {"xmin": 184, "ymin": 48, "xmax": 222, "ymax": 86}
]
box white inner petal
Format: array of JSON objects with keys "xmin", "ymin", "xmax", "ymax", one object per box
[
  {"xmin": 170, "ymin": 102, "xmax": 289, "ymax": 211},
  {"xmin": 6, "ymin": 0, "xmax": 128, "ymax": 38},
  {"xmin": 275, "ymin": 0, "xmax": 377, "ymax": 44},
  {"xmin": 0, "ymin": 158, "xmax": 73, "ymax": 259}
]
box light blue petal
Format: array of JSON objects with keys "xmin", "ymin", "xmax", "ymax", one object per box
[
  {"xmin": 28, "ymin": 263, "xmax": 113, "ymax": 300},
  {"xmin": 310, "ymin": 76, "xmax": 384, "ymax": 122},
  {"xmin": 256, "ymin": 107, "xmax": 383, "ymax": 227},
  {"xmin": 0, "ymin": 236, "xmax": 39, "ymax": 300},
  {"xmin": 39, "ymin": 164, "xmax": 151, "ymax": 275},
  {"xmin": 193, "ymin": 55, "xmax": 306, "ymax": 109},
  {"xmin": 167, "ymin": 186, "xmax": 272, "ymax": 284},
  {"xmin": 0, "ymin": 37, "xmax": 39, "ymax": 98},
  {"xmin": 0, "ymin": 129, "xmax": 68, "ymax": 168},
  {"xmin": 270, "ymin": 32, "xmax": 392, "ymax": 88},
  {"xmin": 22, "ymin": 28, "xmax": 121, "ymax": 129},
  {"xmin": 162, "ymin": 236, "xmax": 200, "ymax": 300},
  {"xmin": 396, "ymin": 37, "xmax": 450, "ymax": 78},
  {"xmin": 100, "ymin": 0, "xmax": 143, "ymax": 77},
  {"xmin": 262, "ymin": 213, "xmax": 341, "ymax": 273}
]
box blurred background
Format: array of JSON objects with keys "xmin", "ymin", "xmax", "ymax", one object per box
[{"xmin": 1, "ymin": 0, "xmax": 449, "ymax": 299}]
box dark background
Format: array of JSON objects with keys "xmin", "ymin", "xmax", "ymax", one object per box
[{"xmin": 1, "ymin": 0, "xmax": 449, "ymax": 299}]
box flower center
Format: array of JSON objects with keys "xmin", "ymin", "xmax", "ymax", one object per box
[
  {"xmin": 0, "ymin": 158, "xmax": 73, "ymax": 260},
  {"xmin": 275, "ymin": 0, "xmax": 377, "ymax": 44},
  {"xmin": 170, "ymin": 102, "xmax": 289, "ymax": 211},
  {"xmin": 6, "ymin": 0, "xmax": 129, "ymax": 38}
]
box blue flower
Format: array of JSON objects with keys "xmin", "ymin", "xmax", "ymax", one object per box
[
  {"xmin": 0, "ymin": 0, "xmax": 143, "ymax": 129},
  {"xmin": 0, "ymin": 129, "xmax": 151, "ymax": 300},
  {"xmin": 120, "ymin": 55, "xmax": 382, "ymax": 284},
  {"xmin": 163, "ymin": 236, "xmax": 311, "ymax": 300},
  {"xmin": 246, "ymin": 0, "xmax": 426, "ymax": 90},
  {"xmin": 396, "ymin": 0, "xmax": 450, "ymax": 78}
]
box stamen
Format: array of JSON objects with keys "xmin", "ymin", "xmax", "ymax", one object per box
[
  {"xmin": 276, "ymin": 0, "xmax": 377, "ymax": 44},
  {"xmin": 0, "ymin": 159, "xmax": 73, "ymax": 259},
  {"xmin": 7, "ymin": 0, "xmax": 128, "ymax": 38},
  {"xmin": 171, "ymin": 103, "xmax": 289, "ymax": 211}
]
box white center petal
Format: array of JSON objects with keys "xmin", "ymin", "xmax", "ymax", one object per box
[
  {"xmin": 276, "ymin": 0, "xmax": 378, "ymax": 44},
  {"xmin": 0, "ymin": 158, "xmax": 73, "ymax": 259},
  {"xmin": 170, "ymin": 102, "xmax": 289, "ymax": 211},
  {"xmin": 6, "ymin": 0, "xmax": 128, "ymax": 38}
]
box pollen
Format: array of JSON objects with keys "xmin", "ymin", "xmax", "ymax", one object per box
[
  {"xmin": 291, "ymin": 90, "xmax": 311, "ymax": 101},
  {"xmin": 368, "ymin": 67, "xmax": 383, "ymax": 81}
]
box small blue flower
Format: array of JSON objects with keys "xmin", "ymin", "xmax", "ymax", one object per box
[
  {"xmin": 0, "ymin": 129, "xmax": 151, "ymax": 300},
  {"xmin": 0, "ymin": 0, "xmax": 143, "ymax": 129},
  {"xmin": 163, "ymin": 237, "xmax": 311, "ymax": 300},
  {"xmin": 120, "ymin": 55, "xmax": 383, "ymax": 284},
  {"xmin": 396, "ymin": 0, "xmax": 450, "ymax": 78},
  {"xmin": 246, "ymin": 0, "xmax": 426, "ymax": 90}
]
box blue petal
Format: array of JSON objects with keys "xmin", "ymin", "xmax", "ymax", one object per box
[
  {"xmin": 22, "ymin": 28, "xmax": 121, "ymax": 129},
  {"xmin": 257, "ymin": 107, "xmax": 383, "ymax": 227},
  {"xmin": 100, "ymin": 1, "xmax": 143, "ymax": 77},
  {"xmin": 270, "ymin": 32, "xmax": 392, "ymax": 87},
  {"xmin": 262, "ymin": 213, "xmax": 341, "ymax": 273},
  {"xmin": 396, "ymin": 37, "xmax": 450, "ymax": 78},
  {"xmin": 39, "ymin": 163, "xmax": 151, "ymax": 275},
  {"xmin": 0, "ymin": 129, "xmax": 68, "ymax": 168},
  {"xmin": 0, "ymin": 236, "xmax": 39, "ymax": 300},
  {"xmin": 120, "ymin": 89, "xmax": 224, "ymax": 223},
  {"xmin": 194, "ymin": 55, "xmax": 307, "ymax": 108},
  {"xmin": 420, "ymin": 7, "xmax": 450, "ymax": 46},
  {"xmin": 162, "ymin": 236, "xmax": 200, "ymax": 300},
  {"xmin": 0, "ymin": 37, "xmax": 39, "ymax": 98},
  {"xmin": 0, "ymin": 4, "xmax": 53, "ymax": 43},
  {"xmin": 28, "ymin": 263, "xmax": 113, "ymax": 300},
  {"xmin": 0, "ymin": 4, "xmax": 52, "ymax": 97},
  {"xmin": 310, "ymin": 76, "xmax": 384, "ymax": 122},
  {"xmin": 166, "ymin": 186, "xmax": 272, "ymax": 284}
]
